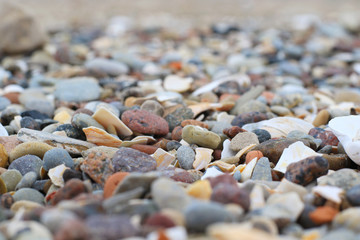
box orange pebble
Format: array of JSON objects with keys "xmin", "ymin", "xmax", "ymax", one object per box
[
  {"xmin": 309, "ymin": 206, "xmax": 339, "ymax": 225},
  {"xmin": 245, "ymin": 150, "xmax": 264, "ymax": 164},
  {"xmin": 103, "ymin": 172, "xmax": 130, "ymax": 199}
]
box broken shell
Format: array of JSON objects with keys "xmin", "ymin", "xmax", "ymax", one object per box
[
  {"xmin": 242, "ymin": 117, "xmax": 314, "ymax": 138},
  {"xmin": 241, "ymin": 158, "xmax": 257, "ymax": 182},
  {"xmin": 92, "ymin": 107, "xmax": 133, "ymax": 137},
  {"xmin": 235, "ymin": 144, "xmax": 257, "ymax": 158},
  {"xmin": 207, "ymin": 161, "xmax": 235, "ymax": 173},
  {"xmin": 188, "ymin": 102, "xmax": 223, "ymax": 117},
  {"xmin": 312, "ymin": 185, "xmax": 344, "ymax": 204},
  {"xmin": 274, "ymin": 141, "xmax": 322, "ymax": 173},
  {"xmin": 120, "ymin": 135, "xmax": 156, "ymax": 147},
  {"xmin": 48, "ymin": 164, "xmax": 69, "ymax": 187},
  {"xmin": 329, "ymin": 115, "xmax": 360, "ymax": 165},
  {"xmin": 164, "ymin": 75, "xmax": 193, "ymax": 93},
  {"xmin": 83, "ymin": 126, "xmax": 123, "ymax": 147},
  {"xmin": 193, "ymin": 147, "xmax": 213, "ymax": 171},
  {"xmin": 201, "ymin": 167, "xmax": 224, "ymax": 180},
  {"xmin": 151, "ymin": 148, "xmax": 175, "ymax": 169},
  {"xmin": 124, "ymin": 96, "xmax": 157, "ymax": 108}
]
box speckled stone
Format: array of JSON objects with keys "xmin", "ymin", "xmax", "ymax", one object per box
[
  {"xmin": 1, "ymin": 169, "xmax": 22, "ymax": 192},
  {"xmin": 182, "ymin": 125, "xmax": 221, "ymax": 149},
  {"xmin": 121, "ymin": 109, "xmax": 169, "ymax": 135},
  {"xmin": 308, "ymin": 127, "xmax": 339, "ymax": 148},
  {"xmin": 42, "ymin": 148, "xmax": 74, "ymax": 171},
  {"xmin": 9, "ymin": 155, "xmax": 42, "ymax": 177},
  {"xmin": 140, "ymin": 100, "xmax": 164, "ymax": 117},
  {"xmin": 252, "ymin": 129, "xmax": 272, "ymax": 143},
  {"xmin": 317, "ymin": 169, "xmax": 360, "ymax": 190},
  {"xmin": 55, "ymin": 124, "xmax": 85, "ymax": 140},
  {"xmin": 165, "ymin": 107, "xmax": 194, "ymax": 131},
  {"xmin": 285, "ymin": 156, "xmax": 329, "ymax": 186},
  {"xmin": 50, "ymin": 179, "xmax": 88, "ymax": 205},
  {"xmin": 230, "ymin": 132, "xmax": 259, "ymax": 152},
  {"xmin": 80, "ymin": 151, "xmax": 114, "ymax": 186},
  {"xmin": 177, "ymin": 146, "xmax": 195, "ymax": 170},
  {"xmin": 112, "ymin": 147, "xmax": 157, "ymax": 173},
  {"xmin": 13, "ymin": 188, "xmax": 44, "ymax": 204}
]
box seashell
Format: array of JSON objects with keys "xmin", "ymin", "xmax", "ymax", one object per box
[
  {"xmin": 146, "ymin": 91, "xmax": 183, "ymax": 102},
  {"xmin": 193, "ymin": 147, "xmax": 213, "ymax": 171},
  {"xmin": 235, "ymin": 144, "xmax": 257, "ymax": 158},
  {"xmin": 124, "ymin": 96, "xmax": 157, "ymax": 107},
  {"xmin": 231, "ymin": 164, "xmax": 246, "ymax": 176},
  {"xmin": 151, "ymin": 148, "xmax": 175, "ymax": 169},
  {"xmin": 221, "ymin": 139, "xmax": 236, "ymax": 159},
  {"xmin": 242, "ymin": 117, "xmax": 314, "ymax": 138},
  {"xmin": 201, "ymin": 167, "xmax": 224, "ymax": 180},
  {"xmin": 312, "ymin": 185, "xmax": 344, "ymax": 204},
  {"xmin": 188, "ymin": 102, "xmax": 223, "ymax": 117},
  {"xmin": 4, "ymin": 84, "xmax": 24, "ymax": 93},
  {"xmin": 48, "ymin": 164, "xmax": 69, "ymax": 187},
  {"xmin": 120, "ymin": 135, "xmax": 156, "ymax": 147},
  {"xmin": 0, "ymin": 122, "xmax": 8, "ymax": 137},
  {"xmin": 207, "ymin": 161, "xmax": 235, "ymax": 173},
  {"xmin": 240, "ymin": 158, "xmax": 257, "ymax": 182},
  {"xmin": 83, "ymin": 126, "xmax": 123, "ymax": 147},
  {"xmin": 191, "ymin": 74, "xmax": 250, "ymax": 96},
  {"xmin": 164, "ymin": 75, "xmax": 193, "ymax": 93},
  {"xmin": 92, "ymin": 107, "xmax": 132, "ymax": 137},
  {"xmin": 329, "ymin": 115, "xmax": 360, "ymax": 165},
  {"xmin": 274, "ymin": 141, "xmax": 322, "ymax": 173}
]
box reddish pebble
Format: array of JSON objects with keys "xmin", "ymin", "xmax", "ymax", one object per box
[
  {"xmin": 309, "ymin": 206, "xmax": 338, "ymax": 224},
  {"xmin": 213, "ymin": 149, "xmax": 222, "ymax": 160},
  {"xmin": 144, "ymin": 213, "xmax": 176, "ymax": 229},
  {"xmin": 211, "ymin": 183, "xmax": 250, "ymax": 211},
  {"xmin": 103, "ymin": 172, "xmax": 130, "ymax": 199},
  {"xmin": 171, "ymin": 126, "xmax": 183, "ymax": 141},
  {"xmin": 3, "ymin": 92, "xmax": 20, "ymax": 104},
  {"xmin": 55, "ymin": 219, "xmax": 90, "ymax": 240},
  {"xmin": 121, "ymin": 109, "xmax": 169, "ymax": 136},
  {"xmin": 207, "ymin": 174, "xmax": 238, "ymax": 189},
  {"xmin": 223, "ymin": 126, "xmax": 246, "ymax": 139},
  {"xmin": 245, "ymin": 150, "xmax": 264, "ymax": 164},
  {"xmin": 50, "ymin": 179, "xmax": 88, "ymax": 205},
  {"xmin": 130, "ymin": 144, "xmax": 158, "ymax": 154}
]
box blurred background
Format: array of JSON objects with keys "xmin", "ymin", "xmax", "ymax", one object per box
[{"xmin": 5, "ymin": 0, "xmax": 360, "ymax": 31}]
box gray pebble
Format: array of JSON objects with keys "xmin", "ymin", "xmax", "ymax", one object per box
[
  {"xmin": 13, "ymin": 188, "xmax": 44, "ymax": 204},
  {"xmin": 43, "ymin": 148, "xmax": 74, "ymax": 171},
  {"xmin": 15, "ymin": 172, "xmax": 37, "ymax": 190},
  {"xmin": 177, "ymin": 146, "xmax": 195, "ymax": 170}
]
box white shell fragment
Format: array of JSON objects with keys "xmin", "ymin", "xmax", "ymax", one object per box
[
  {"xmin": 83, "ymin": 126, "xmax": 123, "ymax": 147},
  {"xmin": 164, "ymin": 75, "xmax": 193, "ymax": 93},
  {"xmin": 274, "ymin": 141, "xmax": 322, "ymax": 173},
  {"xmin": 201, "ymin": 167, "xmax": 224, "ymax": 180},
  {"xmin": 312, "ymin": 185, "xmax": 344, "ymax": 204},
  {"xmin": 193, "ymin": 147, "xmax": 213, "ymax": 171},
  {"xmin": 329, "ymin": 115, "xmax": 360, "ymax": 165},
  {"xmin": 151, "ymin": 148, "xmax": 175, "ymax": 168},
  {"xmin": 48, "ymin": 164, "xmax": 69, "ymax": 187},
  {"xmin": 241, "ymin": 157, "xmax": 257, "ymax": 182},
  {"xmin": 242, "ymin": 117, "xmax": 314, "ymax": 138}
]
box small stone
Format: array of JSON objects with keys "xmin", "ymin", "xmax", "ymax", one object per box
[
  {"xmin": 308, "ymin": 127, "xmax": 339, "ymax": 148},
  {"xmin": 223, "ymin": 126, "xmax": 245, "ymax": 139},
  {"xmin": 245, "ymin": 150, "xmax": 264, "ymax": 164},
  {"xmin": 54, "ymin": 219, "xmax": 90, "ymax": 240},
  {"xmin": 80, "ymin": 151, "xmax": 114, "ymax": 186},
  {"xmin": 8, "ymin": 155, "xmax": 43, "ymax": 178},
  {"xmin": 317, "ymin": 169, "xmax": 360, "ymax": 190},
  {"xmin": 130, "ymin": 144, "xmax": 157, "ymax": 154},
  {"xmin": 112, "ymin": 147, "xmax": 157, "ymax": 173},
  {"xmin": 182, "ymin": 125, "xmax": 221, "ymax": 149},
  {"xmin": 231, "ymin": 111, "xmax": 269, "ymax": 127},
  {"xmin": 0, "ymin": 136, "xmax": 21, "ymax": 154},
  {"xmin": 346, "ymin": 185, "xmax": 360, "ymax": 206},
  {"xmin": 40, "ymin": 208, "xmax": 79, "ymax": 234},
  {"xmin": 165, "ymin": 107, "xmax": 194, "ymax": 131},
  {"xmin": 171, "ymin": 126, "xmax": 183, "ymax": 141},
  {"xmin": 231, "ymin": 85, "xmax": 265, "ymax": 115},
  {"xmin": 140, "ymin": 100, "xmax": 164, "ymax": 117},
  {"xmin": 0, "ymin": 178, "xmax": 7, "ymax": 194},
  {"xmin": 332, "ymin": 207, "xmax": 360, "ymax": 232},
  {"xmin": 230, "ymin": 132, "xmax": 259, "ymax": 152},
  {"xmin": 86, "ymin": 215, "xmax": 136, "ymax": 239},
  {"xmin": 285, "ymin": 156, "xmax": 329, "ymax": 186},
  {"xmin": 211, "ymin": 183, "xmax": 250, "ymax": 210},
  {"xmin": 312, "ymin": 109, "xmax": 330, "ymax": 127},
  {"xmin": 55, "ymin": 77, "xmax": 101, "ymax": 102},
  {"xmin": 184, "ymin": 201, "xmax": 231, "ymax": 232},
  {"xmin": 144, "ymin": 213, "xmax": 176, "ymax": 229},
  {"xmin": 55, "ymin": 124, "xmax": 85, "ymax": 140},
  {"xmin": 85, "ymin": 58, "xmax": 129, "ymax": 76},
  {"xmin": 251, "ymin": 157, "xmax": 272, "ymax": 181},
  {"xmin": 151, "ymin": 178, "xmax": 190, "ymax": 211},
  {"xmin": 271, "ymin": 105, "xmax": 291, "ymax": 116},
  {"xmin": 0, "ymin": 193, "xmax": 14, "ymax": 209},
  {"xmin": 71, "ymin": 113, "xmax": 104, "ymax": 130},
  {"xmin": 186, "ymin": 180, "xmax": 212, "ymax": 200},
  {"xmin": 166, "ymin": 141, "xmax": 182, "ymax": 151},
  {"xmin": 13, "ymin": 188, "xmax": 44, "ymax": 204},
  {"xmin": 50, "ymin": 179, "xmax": 88, "ymax": 205},
  {"xmin": 1, "ymin": 169, "xmax": 22, "ymax": 192},
  {"xmin": 42, "ymin": 148, "xmax": 74, "ymax": 171},
  {"xmin": 53, "ymin": 110, "xmax": 72, "ymax": 124},
  {"xmin": 298, "ymin": 204, "xmax": 319, "ymax": 229},
  {"xmin": 9, "ymin": 141, "xmax": 53, "ymax": 163},
  {"xmin": 15, "ymin": 172, "xmax": 37, "ymax": 190},
  {"xmin": 113, "ymin": 171, "xmax": 158, "ymax": 195},
  {"xmin": 0, "ymin": 144, "xmax": 8, "ymax": 168},
  {"xmin": 20, "ymin": 116, "xmax": 41, "ymax": 130},
  {"xmin": 121, "ymin": 109, "xmax": 169, "ymax": 135},
  {"xmin": 309, "ymin": 206, "xmax": 339, "ymax": 225},
  {"xmin": 103, "ymin": 172, "xmax": 129, "ymax": 199}
]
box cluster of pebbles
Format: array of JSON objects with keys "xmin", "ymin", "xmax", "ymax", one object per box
[{"xmin": 1, "ymin": 4, "xmax": 360, "ymax": 240}]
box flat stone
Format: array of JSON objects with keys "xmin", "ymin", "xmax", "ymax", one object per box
[
  {"xmin": 230, "ymin": 132, "xmax": 259, "ymax": 152},
  {"xmin": 85, "ymin": 58, "xmax": 129, "ymax": 76},
  {"xmin": 251, "ymin": 157, "xmax": 272, "ymax": 181},
  {"xmin": 54, "ymin": 77, "xmax": 101, "ymax": 102},
  {"xmin": 231, "ymin": 85, "xmax": 265, "ymax": 115}
]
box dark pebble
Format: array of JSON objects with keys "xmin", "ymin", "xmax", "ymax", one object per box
[
  {"xmin": 346, "ymin": 185, "xmax": 360, "ymax": 206},
  {"xmin": 252, "ymin": 129, "xmax": 272, "ymax": 143},
  {"xmin": 308, "ymin": 127, "xmax": 339, "ymax": 148},
  {"xmin": 43, "ymin": 148, "xmax": 74, "ymax": 171},
  {"xmin": 211, "ymin": 183, "xmax": 250, "ymax": 211},
  {"xmin": 112, "ymin": 147, "xmax": 157, "ymax": 173},
  {"xmin": 55, "ymin": 124, "xmax": 85, "ymax": 140},
  {"xmin": 231, "ymin": 111, "xmax": 269, "ymax": 127},
  {"xmin": 20, "ymin": 116, "xmax": 41, "ymax": 130},
  {"xmin": 21, "ymin": 110, "xmax": 50, "ymax": 120},
  {"xmin": 9, "ymin": 154, "xmax": 43, "ymax": 177}
]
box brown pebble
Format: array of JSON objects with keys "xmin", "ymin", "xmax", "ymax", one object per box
[
  {"xmin": 211, "ymin": 183, "xmax": 250, "ymax": 211},
  {"xmin": 3, "ymin": 92, "xmax": 20, "ymax": 104},
  {"xmin": 0, "ymin": 193, "xmax": 14, "ymax": 209},
  {"xmin": 223, "ymin": 126, "xmax": 246, "ymax": 139},
  {"xmin": 130, "ymin": 144, "xmax": 158, "ymax": 154},
  {"xmin": 181, "ymin": 120, "xmax": 209, "ymax": 129},
  {"xmin": 103, "ymin": 172, "xmax": 130, "ymax": 199},
  {"xmin": 144, "ymin": 213, "xmax": 176, "ymax": 229},
  {"xmin": 309, "ymin": 206, "xmax": 338, "ymax": 224},
  {"xmin": 54, "ymin": 219, "xmax": 90, "ymax": 240},
  {"xmin": 312, "ymin": 109, "xmax": 330, "ymax": 127},
  {"xmin": 245, "ymin": 150, "xmax": 264, "ymax": 164},
  {"xmin": 213, "ymin": 149, "xmax": 222, "ymax": 160},
  {"xmin": 50, "ymin": 179, "xmax": 88, "ymax": 205},
  {"xmin": 171, "ymin": 126, "xmax": 183, "ymax": 141}
]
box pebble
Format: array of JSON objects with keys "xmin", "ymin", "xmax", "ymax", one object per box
[
  {"xmin": 13, "ymin": 188, "xmax": 44, "ymax": 204},
  {"xmin": 103, "ymin": 172, "xmax": 129, "ymax": 199},
  {"xmin": 317, "ymin": 168, "xmax": 360, "ymax": 190},
  {"xmin": 285, "ymin": 156, "xmax": 329, "ymax": 186},
  {"xmin": 251, "ymin": 157, "xmax": 272, "ymax": 181},
  {"xmin": 80, "ymin": 151, "xmax": 114, "ymax": 185},
  {"xmin": 346, "ymin": 185, "xmax": 360, "ymax": 206},
  {"xmin": 42, "ymin": 148, "xmax": 74, "ymax": 171},
  {"xmin": 0, "ymin": 144, "xmax": 8, "ymax": 168},
  {"xmin": 1, "ymin": 169, "xmax": 22, "ymax": 192},
  {"xmin": 85, "ymin": 58, "xmax": 129, "ymax": 76},
  {"xmin": 182, "ymin": 125, "xmax": 221, "ymax": 149},
  {"xmin": 211, "ymin": 183, "xmax": 250, "ymax": 210},
  {"xmin": 309, "ymin": 206, "xmax": 339, "ymax": 225},
  {"xmin": 50, "ymin": 179, "xmax": 88, "ymax": 205},
  {"xmin": 252, "ymin": 129, "xmax": 272, "ymax": 143},
  {"xmin": 54, "ymin": 77, "xmax": 101, "ymax": 102},
  {"xmin": 71, "ymin": 113, "xmax": 104, "ymax": 130},
  {"xmin": 165, "ymin": 107, "xmax": 194, "ymax": 131},
  {"xmin": 229, "ymin": 132, "xmax": 259, "ymax": 152},
  {"xmin": 121, "ymin": 109, "xmax": 169, "ymax": 135},
  {"xmin": 186, "ymin": 180, "xmax": 212, "ymax": 200},
  {"xmin": 8, "ymin": 155, "xmax": 43, "ymax": 177},
  {"xmin": 312, "ymin": 109, "xmax": 331, "ymax": 127},
  {"xmin": 9, "ymin": 141, "xmax": 53, "ymax": 163},
  {"xmin": 332, "ymin": 207, "xmax": 360, "ymax": 232},
  {"xmin": 112, "ymin": 147, "xmax": 157, "ymax": 173},
  {"xmin": 231, "ymin": 111, "xmax": 269, "ymax": 127},
  {"xmin": 15, "ymin": 171, "xmax": 37, "ymax": 190},
  {"xmin": 140, "ymin": 100, "xmax": 164, "ymax": 117}
]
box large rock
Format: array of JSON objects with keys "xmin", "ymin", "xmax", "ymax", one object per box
[{"xmin": 0, "ymin": 2, "xmax": 47, "ymax": 54}]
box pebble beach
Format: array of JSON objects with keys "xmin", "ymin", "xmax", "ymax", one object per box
[{"xmin": 1, "ymin": 1, "xmax": 360, "ymax": 239}]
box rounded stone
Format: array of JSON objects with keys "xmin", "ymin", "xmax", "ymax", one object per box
[
  {"xmin": 285, "ymin": 156, "xmax": 329, "ymax": 186},
  {"xmin": 140, "ymin": 100, "xmax": 164, "ymax": 117},
  {"xmin": 121, "ymin": 109, "xmax": 169, "ymax": 135},
  {"xmin": 312, "ymin": 109, "xmax": 330, "ymax": 127},
  {"xmin": 346, "ymin": 185, "xmax": 360, "ymax": 206},
  {"xmin": 20, "ymin": 116, "xmax": 40, "ymax": 130},
  {"xmin": 103, "ymin": 172, "xmax": 129, "ymax": 199},
  {"xmin": 50, "ymin": 179, "xmax": 88, "ymax": 205},
  {"xmin": 165, "ymin": 107, "xmax": 194, "ymax": 132},
  {"xmin": 54, "ymin": 219, "xmax": 90, "ymax": 240},
  {"xmin": 182, "ymin": 125, "xmax": 221, "ymax": 149},
  {"xmin": 332, "ymin": 207, "xmax": 360, "ymax": 232},
  {"xmin": 9, "ymin": 154, "xmax": 43, "ymax": 177},
  {"xmin": 309, "ymin": 206, "xmax": 338, "ymax": 225},
  {"xmin": 85, "ymin": 58, "xmax": 129, "ymax": 76},
  {"xmin": 1, "ymin": 169, "xmax": 22, "ymax": 192},
  {"xmin": 9, "ymin": 141, "xmax": 53, "ymax": 163},
  {"xmin": 166, "ymin": 141, "xmax": 182, "ymax": 151},
  {"xmin": 42, "ymin": 148, "xmax": 74, "ymax": 171},
  {"xmin": 71, "ymin": 113, "xmax": 104, "ymax": 130},
  {"xmin": 211, "ymin": 183, "xmax": 250, "ymax": 211},
  {"xmin": 55, "ymin": 124, "xmax": 85, "ymax": 140},
  {"xmin": 112, "ymin": 147, "xmax": 157, "ymax": 173},
  {"xmin": 231, "ymin": 111, "xmax": 269, "ymax": 127},
  {"xmin": 0, "ymin": 144, "xmax": 8, "ymax": 168},
  {"xmin": 13, "ymin": 188, "xmax": 44, "ymax": 204},
  {"xmin": 245, "ymin": 150, "xmax": 264, "ymax": 164},
  {"xmin": 15, "ymin": 172, "xmax": 37, "ymax": 190},
  {"xmin": 308, "ymin": 127, "xmax": 339, "ymax": 148},
  {"xmin": 177, "ymin": 146, "xmax": 195, "ymax": 170},
  {"xmin": 0, "ymin": 97, "xmax": 10, "ymax": 111},
  {"xmin": 230, "ymin": 132, "xmax": 259, "ymax": 152},
  {"xmin": 21, "ymin": 110, "xmax": 50, "ymax": 120},
  {"xmin": 0, "ymin": 193, "xmax": 14, "ymax": 209},
  {"xmin": 252, "ymin": 129, "xmax": 271, "ymax": 143},
  {"xmin": 185, "ymin": 201, "xmax": 231, "ymax": 232}
]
